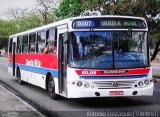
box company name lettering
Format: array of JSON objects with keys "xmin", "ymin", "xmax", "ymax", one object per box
[
  {"xmin": 103, "ymin": 70, "xmax": 126, "ymax": 74},
  {"xmin": 26, "ymin": 59, "xmax": 41, "ymax": 67}
]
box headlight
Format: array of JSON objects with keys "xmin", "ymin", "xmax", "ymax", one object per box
[
  {"xmin": 77, "ymin": 81, "xmax": 83, "ymax": 86},
  {"xmin": 144, "ymin": 80, "xmax": 150, "ymax": 85},
  {"xmin": 84, "ymin": 83, "xmax": 90, "ymax": 88},
  {"xmin": 138, "ymin": 81, "xmax": 143, "ymax": 87}
]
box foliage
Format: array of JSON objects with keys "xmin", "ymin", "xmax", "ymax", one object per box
[
  {"xmin": 35, "ymin": 0, "xmax": 59, "ymax": 24},
  {"xmin": 80, "ymin": 0, "xmax": 160, "ymax": 52},
  {"xmin": 11, "ymin": 13, "xmax": 42, "ymax": 33},
  {"xmin": 0, "ymin": 38, "xmax": 8, "ymax": 49},
  {"xmin": 1, "ymin": 8, "xmax": 30, "ymax": 20},
  {"xmin": 54, "ymin": 0, "xmax": 82, "ymax": 20},
  {"xmin": 81, "ymin": 0, "xmax": 110, "ymax": 14},
  {"xmin": 0, "ymin": 20, "xmax": 15, "ymax": 39},
  {"xmin": 0, "ymin": 13, "xmax": 41, "ymax": 38}
]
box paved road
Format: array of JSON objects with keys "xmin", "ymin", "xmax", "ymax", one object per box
[{"xmin": 0, "ymin": 57, "xmax": 160, "ymax": 117}]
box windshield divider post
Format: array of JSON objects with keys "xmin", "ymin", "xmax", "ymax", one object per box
[
  {"xmin": 147, "ymin": 33, "xmax": 150, "ymax": 66},
  {"xmin": 112, "ymin": 32, "xmax": 115, "ymax": 70}
]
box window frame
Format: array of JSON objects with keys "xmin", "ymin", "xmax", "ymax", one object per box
[
  {"xmin": 28, "ymin": 33, "xmax": 36, "ymax": 53},
  {"xmin": 36, "ymin": 30, "xmax": 46, "ymax": 53},
  {"xmin": 46, "ymin": 28, "xmax": 57, "ymax": 54},
  {"xmin": 21, "ymin": 35, "xmax": 28, "ymax": 53}
]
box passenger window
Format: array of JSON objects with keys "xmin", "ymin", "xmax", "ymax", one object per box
[
  {"xmin": 18, "ymin": 36, "xmax": 23, "ymax": 53},
  {"xmin": 46, "ymin": 28, "xmax": 57, "ymax": 54},
  {"xmin": 37, "ymin": 31, "xmax": 45, "ymax": 53},
  {"xmin": 29, "ymin": 33, "xmax": 36, "ymax": 53},
  {"xmin": 16, "ymin": 37, "xmax": 22, "ymax": 53},
  {"xmin": 22, "ymin": 35, "xmax": 28, "ymax": 53}
]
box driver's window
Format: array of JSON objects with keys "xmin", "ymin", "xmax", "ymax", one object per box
[{"xmin": 70, "ymin": 32, "xmax": 79, "ymax": 59}]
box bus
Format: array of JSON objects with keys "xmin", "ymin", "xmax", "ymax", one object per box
[{"xmin": 8, "ymin": 15, "xmax": 153, "ymax": 99}]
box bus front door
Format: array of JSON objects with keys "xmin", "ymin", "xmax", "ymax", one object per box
[{"xmin": 58, "ymin": 34, "xmax": 67, "ymax": 94}]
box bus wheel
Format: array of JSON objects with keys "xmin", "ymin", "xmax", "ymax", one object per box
[
  {"xmin": 48, "ymin": 76, "xmax": 58, "ymax": 100},
  {"xmin": 17, "ymin": 69, "xmax": 24, "ymax": 85}
]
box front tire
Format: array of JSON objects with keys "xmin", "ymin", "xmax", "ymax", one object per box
[{"xmin": 47, "ymin": 75, "xmax": 59, "ymax": 100}]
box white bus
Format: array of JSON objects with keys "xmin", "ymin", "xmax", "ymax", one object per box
[{"xmin": 8, "ymin": 15, "xmax": 153, "ymax": 99}]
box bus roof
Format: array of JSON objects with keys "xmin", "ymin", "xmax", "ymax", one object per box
[{"xmin": 9, "ymin": 15, "xmax": 146, "ymax": 38}]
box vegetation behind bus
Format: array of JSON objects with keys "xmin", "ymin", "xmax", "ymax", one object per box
[{"xmin": 0, "ymin": 0, "xmax": 160, "ymax": 60}]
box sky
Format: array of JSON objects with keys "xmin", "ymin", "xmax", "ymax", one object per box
[
  {"xmin": 0, "ymin": 0, "xmax": 36, "ymax": 10},
  {"xmin": 0, "ymin": 0, "xmax": 36, "ymax": 19}
]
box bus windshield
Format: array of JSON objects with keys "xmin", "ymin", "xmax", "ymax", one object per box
[{"xmin": 69, "ymin": 31, "xmax": 148, "ymax": 69}]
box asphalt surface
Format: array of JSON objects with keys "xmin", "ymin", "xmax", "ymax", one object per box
[{"xmin": 0, "ymin": 57, "xmax": 160, "ymax": 117}]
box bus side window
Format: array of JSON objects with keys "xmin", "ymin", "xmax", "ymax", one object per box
[
  {"xmin": 46, "ymin": 28, "xmax": 57, "ymax": 54},
  {"xmin": 29, "ymin": 33, "xmax": 36, "ymax": 53},
  {"xmin": 22, "ymin": 35, "xmax": 28, "ymax": 53},
  {"xmin": 37, "ymin": 31, "xmax": 45, "ymax": 53},
  {"xmin": 9, "ymin": 38, "xmax": 13, "ymax": 54},
  {"xmin": 19, "ymin": 36, "xmax": 23, "ymax": 53},
  {"xmin": 16, "ymin": 37, "xmax": 20, "ymax": 53}
]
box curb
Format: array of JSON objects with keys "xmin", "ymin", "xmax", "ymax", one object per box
[
  {"xmin": 0, "ymin": 85, "xmax": 45, "ymax": 117},
  {"xmin": 0, "ymin": 80, "xmax": 57, "ymax": 117}
]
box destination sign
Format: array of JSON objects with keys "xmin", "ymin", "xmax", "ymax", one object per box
[
  {"xmin": 72, "ymin": 18, "xmax": 146, "ymax": 29},
  {"xmin": 73, "ymin": 20, "xmax": 95, "ymax": 28}
]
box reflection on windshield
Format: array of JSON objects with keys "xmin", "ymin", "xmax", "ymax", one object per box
[
  {"xmin": 113, "ymin": 31, "xmax": 148, "ymax": 68},
  {"xmin": 69, "ymin": 31, "xmax": 148, "ymax": 69}
]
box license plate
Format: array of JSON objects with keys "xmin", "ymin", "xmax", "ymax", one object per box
[{"xmin": 109, "ymin": 91, "xmax": 124, "ymax": 96}]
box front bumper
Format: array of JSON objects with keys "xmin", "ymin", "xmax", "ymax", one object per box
[{"xmin": 67, "ymin": 82, "xmax": 154, "ymax": 98}]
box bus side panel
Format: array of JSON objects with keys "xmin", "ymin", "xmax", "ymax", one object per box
[
  {"xmin": 28, "ymin": 71, "xmax": 46, "ymax": 89},
  {"xmin": 16, "ymin": 53, "xmax": 28, "ymax": 82},
  {"xmin": 16, "ymin": 53, "xmax": 58, "ymax": 89},
  {"xmin": 8, "ymin": 53, "xmax": 13, "ymax": 75}
]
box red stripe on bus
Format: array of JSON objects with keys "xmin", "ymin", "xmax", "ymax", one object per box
[{"xmin": 75, "ymin": 68, "xmax": 150, "ymax": 76}]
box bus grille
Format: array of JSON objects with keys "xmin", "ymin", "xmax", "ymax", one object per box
[{"xmin": 92, "ymin": 80, "xmax": 137, "ymax": 89}]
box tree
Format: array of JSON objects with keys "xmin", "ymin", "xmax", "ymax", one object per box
[
  {"xmin": 81, "ymin": 0, "xmax": 160, "ymax": 61},
  {"xmin": 0, "ymin": 19, "xmax": 15, "ymax": 50},
  {"xmin": 0, "ymin": 38, "xmax": 8, "ymax": 50},
  {"xmin": 1, "ymin": 6, "xmax": 42, "ymax": 33},
  {"xmin": 102, "ymin": 0, "xmax": 147, "ymax": 16},
  {"xmin": 145, "ymin": 0, "xmax": 160, "ymax": 61},
  {"xmin": 0, "ymin": 12, "xmax": 42, "ymax": 39},
  {"xmin": 54, "ymin": 0, "xmax": 82, "ymax": 20},
  {"xmin": 0, "ymin": 20, "xmax": 15, "ymax": 39},
  {"xmin": 1, "ymin": 7, "xmax": 31, "ymax": 20},
  {"xmin": 0, "ymin": 12, "xmax": 42, "ymax": 50},
  {"xmin": 150, "ymin": 34, "xmax": 160, "ymax": 61},
  {"xmin": 81, "ymin": 0, "xmax": 120, "ymax": 15},
  {"xmin": 35, "ymin": 0, "xmax": 59, "ymax": 24},
  {"xmin": 11, "ymin": 13, "xmax": 42, "ymax": 33}
]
